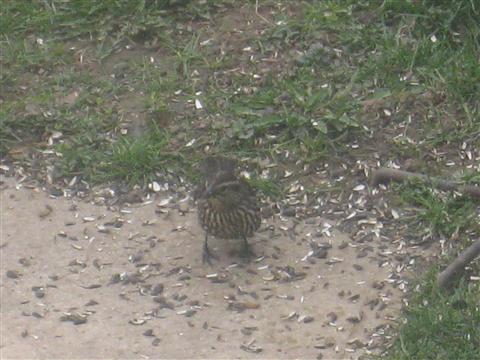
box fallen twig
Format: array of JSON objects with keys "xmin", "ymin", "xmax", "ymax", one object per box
[
  {"xmin": 437, "ymin": 240, "xmax": 480, "ymax": 289},
  {"xmin": 372, "ymin": 168, "xmax": 480, "ymax": 199}
]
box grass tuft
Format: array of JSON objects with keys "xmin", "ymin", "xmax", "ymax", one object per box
[{"xmin": 386, "ymin": 269, "xmax": 480, "ymax": 359}]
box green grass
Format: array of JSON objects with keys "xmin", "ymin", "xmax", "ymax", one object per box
[
  {"xmin": 397, "ymin": 182, "xmax": 479, "ymax": 239},
  {"xmin": 2, "ymin": 0, "xmax": 478, "ymax": 178},
  {"xmin": 98, "ymin": 125, "xmax": 181, "ymax": 185},
  {"xmin": 387, "ymin": 269, "xmax": 480, "ymax": 360},
  {"xmin": 382, "ymin": 180, "xmax": 480, "ymax": 359},
  {"xmin": 56, "ymin": 119, "xmax": 198, "ymax": 186},
  {"xmin": 364, "ymin": 0, "xmax": 479, "ymax": 145}
]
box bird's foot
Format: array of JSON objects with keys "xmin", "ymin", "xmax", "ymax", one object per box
[
  {"xmin": 202, "ymin": 244, "xmax": 219, "ymax": 265},
  {"xmin": 239, "ymin": 243, "xmax": 256, "ymax": 261}
]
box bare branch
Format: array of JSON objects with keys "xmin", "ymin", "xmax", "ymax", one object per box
[
  {"xmin": 372, "ymin": 168, "xmax": 480, "ymax": 199},
  {"xmin": 437, "ymin": 240, "xmax": 480, "ymax": 289}
]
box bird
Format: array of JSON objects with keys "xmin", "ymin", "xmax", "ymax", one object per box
[{"xmin": 195, "ymin": 156, "xmax": 261, "ymax": 264}]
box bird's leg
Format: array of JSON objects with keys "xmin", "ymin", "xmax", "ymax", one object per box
[
  {"xmin": 240, "ymin": 236, "xmax": 256, "ymax": 260},
  {"xmin": 202, "ymin": 233, "xmax": 218, "ymax": 265}
]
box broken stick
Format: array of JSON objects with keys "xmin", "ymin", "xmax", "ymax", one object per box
[
  {"xmin": 372, "ymin": 168, "xmax": 480, "ymax": 200},
  {"xmin": 437, "ymin": 240, "xmax": 480, "ymax": 289}
]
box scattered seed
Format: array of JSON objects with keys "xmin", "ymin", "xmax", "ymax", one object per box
[
  {"xmin": 348, "ymin": 294, "xmax": 360, "ymax": 302},
  {"xmin": 347, "ymin": 338, "xmax": 366, "ymax": 348},
  {"xmin": 326, "ymin": 257, "xmax": 344, "ymax": 265},
  {"xmin": 60, "ymin": 312, "xmax": 88, "ymax": 325},
  {"xmin": 314, "ymin": 339, "xmax": 335, "ymax": 349},
  {"xmin": 151, "ymin": 284, "xmax": 164, "ymax": 296},
  {"xmin": 129, "ymin": 252, "xmax": 143, "ymax": 263},
  {"xmin": 241, "ymin": 326, "xmax": 258, "ymax": 336},
  {"xmin": 151, "ymin": 181, "xmax": 161, "ymax": 192},
  {"xmin": 6, "ymin": 270, "xmax": 21, "ymax": 279},
  {"xmin": 32, "ymin": 312, "xmax": 44, "ymax": 319},
  {"xmin": 346, "ymin": 311, "xmax": 364, "ymax": 323},
  {"xmin": 356, "ymin": 249, "xmax": 368, "ymax": 258},
  {"xmin": 129, "ymin": 318, "xmax": 146, "ymax": 325},
  {"xmin": 326, "ymin": 312, "xmax": 337, "ymax": 323},
  {"xmin": 38, "ymin": 205, "xmax": 53, "ymax": 218},
  {"xmin": 153, "ymin": 296, "xmax": 174, "ymax": 310},
  {"xmin": 301, "ymin": 315, "xmax": 314, "ymax": 323},
  {"xmin": 353, "ymin": 184, "xmax": 365, "ymax": 192},
  {"xmin": 206, "ymin": 272, "xmax": 228, "ymax": 283},
  {"xmin": 79, "ymin": 284, "xmax": 101, "ymax": 289},
  {"xmin": 32, "ymin": 286, "xmax": 45, "ymax": 298},
  {"xmin": 353, "ymin": 264, "xmax": 363, "ymax": 271},
  {"xmin": 338, "ymin": 241, "xmax": 348, "ymax": 250},
  {"xmin": 282, "ymin": 311, "xmax": 297, "ymax": 320},
  {"xmin": 143, "ymin": 329, "xmax": 154, "ymax": 337},
  {"xmin": 227, "ymin": 301, "xmax": 260, "ymax": 312},
  {"xmin": 177, "ymin": 309, "xmax": 196, "ymax": 317},
  {"xmin": 281, "ymin": 207, "xmax": 296, "ymax": 217},
  {"xmin": 96, "ymin": 225, "xmax": 110, "ymax": 234},
  {"xmin": 240, "ymin": 340, "xmax": 262, "ymax": 353}
]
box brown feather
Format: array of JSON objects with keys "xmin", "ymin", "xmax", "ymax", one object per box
[{"xmin": 196, "ymin": 157, "xmax": 260, "ymax": 242}]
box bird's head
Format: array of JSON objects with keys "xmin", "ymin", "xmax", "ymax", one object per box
[
  {"xmin": 206, "ymin": 171, "xmax": 239, "ymax": 196},
  {"xmin": 204, "ymin": 171, "xmax": 245, "ymax": 210}
]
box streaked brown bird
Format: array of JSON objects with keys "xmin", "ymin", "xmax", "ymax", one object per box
[{"xmin": 195, "ymin": 156, "xmax": 261, "ymax": 264}]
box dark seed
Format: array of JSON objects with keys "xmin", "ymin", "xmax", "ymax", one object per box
[
  {"xmin": 281, "ymin": 207, "xmax": 296, "ymax": 217},
  {"xmin": 33, "ymin": 288, "xmax": 45, "ymax": 298},
  {"xmin": 109, "ymin": 274, "xmax": 121, "ymax": 285},
  {"xmin": 353, "ymin": 264, "xmax": 363, "ymax": 271},
  {"xmin": 60, "ymin": 313, "xmax": 87, "ymax": 325},
  {"xmin": 79, "ymin": 284, "xmax": 101, "ymax": 289},
  {"xmin": 6, "ymin": 270, "xmax": 21, "ymax": 279},
  {"xmin": 356, "ymin": 249, "xmax": 369, "ymax": 258},
  {"xmin": 178, "ymin": 274, "xmax": 191, "ymax": 281},
  {"xmin": 326, "ymin": 312, "xmax": 337, "ymax": 322},
  {"xmin": 346, "ymin": 315, "xmax": 362, "ymax": 323},
  {"xmin": 151, "ymin": 284, "xmax": 164, "ymax": 296},
  {"xmin": 143, "ymin": 329, "xmax": 154, "ymax": 337},
  {"xmin": 153, "ymin": 296, "xmax": 174, "ymax": 309},
  {"xmin": 172, "ymin": 293, "xmax": 187, "ymax": 302},
  {"xmin": 18, "ymin": 258, "xmax": 31, "ymax": 267},
  {"xmin": 184, "ymin": 310, "xmax": 196, "ymax": 317},
  {"xmin": 348, "ymin": 294, "xmax": 360, "ymax": 302},
  {"xmin": 303, "ymin": 316, "xmax": 314, "ymax": 323}
]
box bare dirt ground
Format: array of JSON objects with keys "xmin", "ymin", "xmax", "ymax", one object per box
[{"xmin": 1, "ymin": 176, "xmax": 434, "ymax": 359}]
